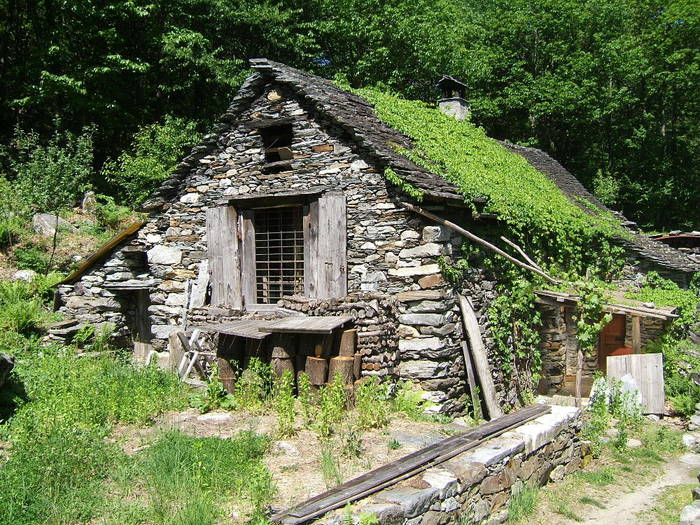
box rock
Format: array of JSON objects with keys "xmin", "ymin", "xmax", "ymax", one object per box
[
  {"xmin": 398, "ymin": 337, "xmax": 445, "ymax": 352},
  {"xmin": 12, "ymin": 269, "xmax": 36, "ymax": 281},
  {"xmin": 691, "ymin": 415, "xmax": 700, "ymax": 426},
  {"xmin": 399, "ymin": 243, "xmax": 443, "ymax": 258},
  {"xmin": 81, "ymin": 191, "xmax": 97, "ymax": 213},
  {"xmin": 626, "ymin": 438, "xmax": 642, "ymax": 448},
  {"xmin": 388, "ymin": 264, "xmax": 440, "ymax": 277},
  {"xmin": 32, "ymin": 213, "xmax": 76, "ymax": 236},
  {"xmin": 646, "ymin": 414, "xmax": 660, "ymax": 422},
  {"xmin": 422, "ymin": 226, "xmax": 451, "ymax": 242},
  {"xmin": 680, "ymin": 502, "xmax": 700, "ymax": 523},
  {"xmin": 0, "ymin": 353, "xmax": 14, "ymax": 388},
  {"xmin": 398, "ymin": 360, "xmax": 449, "ymax": 379},
  {"xmin": 418, "ymin": 274, "xmax": 444, "ymax": 289},
  {"xmin": 376, "ymin": 486, "xmax": 439, "ymax": 518},
  {"xmin": 679, "ymin": 453, "xmax": 700, "ymax": 467},
  {"xmin": 682, "ymin": 433, "xmax": 700, "ymax": 450},
  {"xmin": 197, "ymin": 412, "xmax": 233, "ymax": 422},
  {"xmin": 272, "ymin": 441, "xmax": 300, "ymax": 457},
  {"xmin": 179, "ymin": 192, "xmax": 200, "ymax": 204},
  {"xmin": 398, "ymin": 313, "xmax": 445, "ymax": 327},
  {"xmin": 147, "ymin": 245, "xmax": 183, "ymax": 265}
]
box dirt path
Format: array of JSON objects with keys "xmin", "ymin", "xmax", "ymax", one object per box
[{"xmin": 566, "ymin": 453, "xmax": 699, "ymax": 525}]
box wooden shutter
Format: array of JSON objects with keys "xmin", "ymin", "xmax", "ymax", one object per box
[
  {"xmin": 307, "ymin": 191, "xmax": 347, "ymax": 299},
  {"xmin": 239, "ymin": 209, "xmax": 257, "ymax": 306},
  {"xmin": 206, "ymin": 206, "xmax": 242, "ymax": 308}
]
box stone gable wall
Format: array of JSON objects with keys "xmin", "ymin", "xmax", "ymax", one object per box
[{"xmin": 56, "ymin": 82, "xmax": 516, "ymax": 413}]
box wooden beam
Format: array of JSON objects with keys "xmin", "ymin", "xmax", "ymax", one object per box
[
  {"xmin": 457, "ymin": 294, "xmax": 503, "ymax": 420},
  {"xmin": 631, "ymin": 316, "xmax": 641, "ymax": 353},
  {"xmin": 401, "ymin": 202, "xmax": 560, "ymax": 284},
  {"xmin": 460, "ymin": 342, "xmax": 483, "ymax": 420}
]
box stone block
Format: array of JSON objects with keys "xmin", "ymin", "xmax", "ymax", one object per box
[
  {"xmin": 509, "ymin": 405, "xmax": 579, "ymax": 453},
  {"xmin": 147, "ymin": 245, "xmax": 183, "ymax": 265},
  {"xmin": 398, "ymin": 360, "xmax": 449, "ymax": 380},
  {"xmin": 480, "ymin": 469, "xmax": 514, "ymax": 495},
  {"xmin": 418, "ymin": 274, "xmax": 445, "ymax": 289},
  {"xmin": 422, "ymin": 226, "xmax": 451, "ymax": 242},
  {"xmin": 375, "ymin": 486, "xmax": 439, "ymax": 518},
  {"xmin": 398, "ymin": 337, "xmax": 445, "ymax": 352},
  {"xmin": 398, "ymin": 314, "xmax": 445, "ymax": 326},
  {"xmin": 461, "ymin": 435, "xmax": 525, "ymax": 467},
  {"xmin": 354, "ymin": 503, "xmax": 404, "ymax": 525},
  {"xmin": 399, "ymin": 243, "xmax": 443, "ymax": 258},
  {"xmin": 389, "ymin": 264, "xmax": 440, "ymax": 277},
  {"xmin": 442, "ymin": 458, "xmax": 486, "ymax": 486}
]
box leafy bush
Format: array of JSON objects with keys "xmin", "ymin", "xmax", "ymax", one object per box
[
  {"xmin": 315, "ymin": 372, "xmax": 348, "ymax": 438},
  {"xmin": 0, "ymin": 215, "xmax": 25, "ymax": 248},
  {"xmin": 13, "ymin": 245, "xmax": 50, "ymax": 273},
  {"xmin": 189, "ymin": 362, "xmax": 236, "ymax": 414},
  {"xmin": 355, "ymin": 376, "xmax": 390, "ymax": 430},
  {"xmin": 0, "ymin": 279, "xmax": 52, "ymax": 335},
  {"xmin": 274, "ymin": 370, "xmax": 297, "ymax": 437},
  {"xmin": 235, "ymin": 357, "xmax": 274, "ymax": 413},
  {"xmin": 6, "ymin": 126, "xmax": 93, "ymax": 213},
  {"xmin": 391, "ymin": 381, "xmax": 429, "ymax": 420},
  {"xmin": 95, "ymin": 194, "xmax": 137, "ymax": 229},
  {"xmin": 103, "ymin": 115, "xmax": 200, "ymax": 206}
]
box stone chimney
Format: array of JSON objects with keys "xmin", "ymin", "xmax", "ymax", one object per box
[{"xmin": 436, "ymin": 75, "xmax": 470, "ymax": 121}]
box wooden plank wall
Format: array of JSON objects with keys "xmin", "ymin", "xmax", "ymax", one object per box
[
  {"xmin": 607, "ymin": 353, "xmax": 665, "ymax": 414},
  {"xmin": 316, "ymin": 191, "xmax": 347, "ymax": 299},
  {"xmin": 239, "ymin": 209, "xmax": 257, "ymax": 306},
  {"xmin": 206, "ymin": 206, "xmax": 242, "ymax": 308}
]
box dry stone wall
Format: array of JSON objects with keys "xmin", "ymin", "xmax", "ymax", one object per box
[
  {"xmin": 317, "ymin": 405, "xmax": 586, "ymax": 525},
  {"xmin": 55, "ymin": 81, "xmax": 509, "ymax": 413}
]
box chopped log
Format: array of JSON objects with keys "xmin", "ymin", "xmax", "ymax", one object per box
[
  {"xmin": 337, "ymin": 328, "xmax": 357, "ymax": 357},
  {"xmin": 314, "ymin": 334, "xmax": 334, "ymax": 359},
  {"xmin": 328, "ymin": 356, "xmax": 355, "ymax": 385},
  {"xmin": 272, "ymin": 357, "xmax": 295, "ymax": 379},
  {"xmin": 353, "ymin": 353, "xmax": 362, "ymax": 379},
  {"xmin": 457, "ymin": 294, "xmax": 503, "ymax": 420},
  {"xmin": 401, "ymin": 202, "xmax": 560, "ymax": 284},
  {"xmin": 217, "ymin": 357, "xmax": 237, "ymax": 393},
  {"xmin": 305, "ymin": 356, "xmax": 328, "ymax": 386},
  {"xmin": 271, "ymin": 333, "xmax": 295, "ymax": 359},
  {"xmin": 295, "ymin": 354, "xmax": 307, "ymax": 385}
]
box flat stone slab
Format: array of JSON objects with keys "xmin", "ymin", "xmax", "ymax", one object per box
[
  {"xmin": 389, "ymin": 430, "xmax": 444, "ymax": 450},
  {"xmin": 679, "ymin": 453, "xmax": 700, "ymax": 467}
]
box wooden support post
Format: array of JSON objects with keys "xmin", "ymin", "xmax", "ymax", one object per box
[
  {"xmin": 460, "ymin": 342, "xmax": 483, "ymax": 420},
  {"xmin": 328, "ymin": 356, "xmax": 355, "ymax": 384},
  {"xmin": 457, "ymin": 294, "xmax": 503, "ymax": 420},
  {"xmin": 631, "ymin": 316, "xmax": 641, "ymax": 353},
  {"xmin": 337, "ymin": 328, "xmax": 357, "ymax": 357},
  {"xmin": 168, "ymin": 331, "xmax": 186, "ymax": 372},
  {"xmin": 305, "ymin": 356, "xmax": 328, "ymax": 385},
  {"xmin": 295, "ymin": 354, "xmax": 307, "ymax": 386}
]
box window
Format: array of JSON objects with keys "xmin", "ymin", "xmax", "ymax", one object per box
[
  {"xmin": 260, "ymin": 124, "xmax": 293, "ymax": 163},
  {"xmin": 253, "ymin": 206, "xmax": 305, "ymax": 304}
]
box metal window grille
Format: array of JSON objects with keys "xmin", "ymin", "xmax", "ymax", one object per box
[{"xmin": 254, "ymin": 206, "xmax": 304, "ymax": 304}]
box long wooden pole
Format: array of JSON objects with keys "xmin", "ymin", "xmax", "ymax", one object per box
[
  {"xmin": 458, "ymin": 294, "xmax": 503, "ymax": 419},
  {"xmin": 400, "ymin": 202, "xmax": 560, "ymax": 284},
  {"xmin": 499, "ymin": 235, "xmax": 543, "ymax": 272}
]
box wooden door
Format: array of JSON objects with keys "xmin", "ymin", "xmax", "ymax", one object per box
[{"xmin": 598, "ymin": 314, "xmax": 627, "ymax": 373}]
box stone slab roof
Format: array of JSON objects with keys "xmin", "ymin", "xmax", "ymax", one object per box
[{"xmin": 140, "ymin": 58, "xmax": 698, "ymax": 275}]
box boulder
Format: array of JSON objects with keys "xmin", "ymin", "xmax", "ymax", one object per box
[
  {"xmin": 32, "ymin": 213, "xmax": 76, "ymax": 236},
  {"xmin": 81, "ymin": 191, "xmax": 97, "ymax": 213},
  {"xmin": 0, "ymin": 353, "xmax": 14, "ymax": 388},
  {"xmin": 12, "ymin": 269, "xmax": 36, "ymax": 281}
]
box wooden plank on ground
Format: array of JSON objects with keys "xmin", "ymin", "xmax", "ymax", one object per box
[
  {"xmin": 271, "ymin": 405, "xmax": 549, "ymax": 524},
  {"xmin": 457, "ymin": 294, "xmax": 503, "ymax": 420},
  {"xmin": 606, "ymin": 353, "xmax": 665, "ymax": 414}
]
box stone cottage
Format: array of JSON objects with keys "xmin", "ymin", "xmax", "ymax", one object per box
[{"xmin": 55, "ymin": 59, "xmax": 699, "ymax": 413}]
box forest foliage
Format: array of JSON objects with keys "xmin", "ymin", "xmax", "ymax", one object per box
[{"xmin": 1, "ymin": 0, "xmax": 699, "ymax": 229}]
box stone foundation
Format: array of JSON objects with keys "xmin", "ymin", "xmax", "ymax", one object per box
[{"xmin": 317, "ymin": 405, "xmax": 585, "ymax": 525}]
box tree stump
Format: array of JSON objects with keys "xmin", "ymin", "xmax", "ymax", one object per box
[
  {"xmin": 328, "ymin": 356, "xmax": 355, "ymax": 385},
  {"xmin": 353, "ymin": 353, "xmax": 362, "ymax": 380},
  {"xmin": 337, "ymin": 328, "xmax": 357, "ymax": 357},
  {"xmin": 305, "ymin": 356, "xmax": 328, "ymax": 386}
]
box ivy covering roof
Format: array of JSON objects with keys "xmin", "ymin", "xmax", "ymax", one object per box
[{"xmin": 143, "ymin": 58, "xmax": 698, "ymax": 275}]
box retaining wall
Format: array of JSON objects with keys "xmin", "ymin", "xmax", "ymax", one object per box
[{"xmin": 316, "ymin": 405, "xmax": 586, "ymax": 525}]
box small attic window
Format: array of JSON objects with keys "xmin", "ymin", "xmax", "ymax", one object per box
[{"xmin": 261, "ymin": 123, "xmax": 293, "ymax": 163}]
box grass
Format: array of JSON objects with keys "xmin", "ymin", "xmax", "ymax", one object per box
[
  {"xmin": 643, "ymin": 483, "xmax": 695, "ymax": 525},
  {"xmin": 578, "ymin": 496, "xmax": 605, "ymax": 509},
  {"xmin": 508, "ymin": 486, "xmax": 539, "ymax": 522},
  {"xmin": 106, "ymin": 430, "xmax": 273, "ymax": 525}
]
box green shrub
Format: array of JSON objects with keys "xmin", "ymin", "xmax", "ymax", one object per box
[
  {"xmin": 0, "ymin": 215, "xmax": 25, "ymax": 248},
  {"xmin": 355, "ymin": 376, "xmax": 390, "ymax": 430},
  {"xmin": 274, "ymin": 370, "xmax": 297, "ymax": 437},
  {"xmin": 13, "ymin": 245, "xmax": 50, "ymax": 273},
  {"xmin": 235, "ymin": 357, "xmax": 273, "ymax": 413},
  {"xmin": 0, "ymin": 279, "xmax": 51, "ymax": 335},
  {"xmin": 297, "ymin": 371, "xmax": 315, "ymax": 426},
  {"xmin": 189, "ymin": 362, "xmax": 236, "ymax": 414},
  {"xmin": 315, "ymin": 372, "xmax": 348, "ymax": 438},
  {"xmin": 95, "ymin": 194, "xmax": 136, "ymax": 229},
  {"xmin": 103, "ymin": 115, "xmax": 200, "ymax": 206},
  {"xmin": 391, "ymin": 381, "xmax": 429, "ymax": 420}
]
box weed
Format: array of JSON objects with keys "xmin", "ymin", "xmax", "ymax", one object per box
[
  {"xmin": 392, "ymin": 381, "xmax": 428, "ymax": 420},
  {"xmin": 0, "ymin": 279, "xmax": 53, "ymax": 335},
  {"xmin": 355, "ymin": 376, "xmax": 389, "ymax": 430},
  {"xmin": 274, "ymin": 370, "xmax": 297, "ymax": 437},
  {"xmin": 0, "ymin": 215, "xmax": 24, "ymax": 248},
  {"xmin": 189, "ymin": 362, "xmax": 236, "ymax": 414},
  {"xmin": 508, "ymin": 486, "xmax": 538, "ymax": 522},
  {"xmin": 614, "ymin": 421, "xmax": 629, "ymax": 452},
  {"xmin": 14, "ymin": 245, "xmax": 50, "ymax": 273},
  {"xmin": 640, "ymin": 424, "xmax": 684, "ymax": 455},
  {"xmin": 341, "ymin": 422, "xmax": 365, "ymax": 458},
  {"xmin": 579, "ymin": 496, "xmax": 606, "ymax": 509},
  {"xmin": 315, "ymin": 372, "xmax": 347, "ymax": 438},
  {"xmin": 358, "ymin": 512, "xmax": 380, "ymax": 525},
  {"xmin": 236, "ymin": 357, "xmax": 273, "ymax": 412},
  {"xmin": 297, "ymin": 371, "xmax": 315, "ymax": 426},
  {"xmin": 320, "ymin": 442, "xmax": 343, "ymax": 488},
  {"xmin": 387, "ymin": 438, "xmax": 401, "ymax": 450}
]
